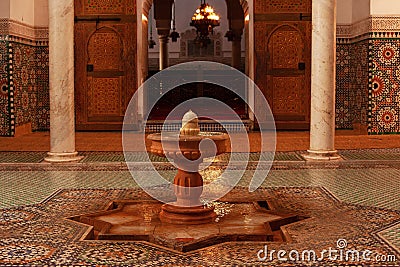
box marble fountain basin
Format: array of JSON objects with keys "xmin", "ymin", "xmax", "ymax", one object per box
[{"xmin": 147, "ymin": 132, "xmax": 228, "ymax": 160}]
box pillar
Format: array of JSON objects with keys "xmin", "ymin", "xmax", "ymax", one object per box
[
  {"xmin": 232, "ymin": 38, "xmax": 241, "ymax": 69},
  {"xmin": 44, "ymin": 0, "xmax": 82, "ymax": 162},
  {"xmin": 304, "ymin": 0, "xmax": 340, "ymax": 160},
  {"xmin": 159, "ymin": 35, "xmax": 169, "ymax": 70}
]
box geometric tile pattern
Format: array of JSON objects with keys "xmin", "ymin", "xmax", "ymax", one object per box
[
  {"xmin": 336, "ymin": 43, "xmax": 352, "ymax": 128},
  {"xmin": 4, "ymin": 150, "xmax": 400, "ymax": 163},
  {"xmin": 369, "ymin": 39, "xmax": 400, "ymax": 134},
  {"xmin": 12, "ymin": 43, "xmax": 49, "ymax": 131},
  {"xmin": 0, "ymin": 210, "xmax": 34, "ymax": 224},
  {"xmin": 378, "ymin": 222, "xmax": 400, "ymax": 254},
  {"xmin": 352, "ymin": 40, "xmax": 370, "ymax": 126},
  {"xmin": 0, "ymin": 151, "xmax": 47, "ymax": 163},
  {"xmin": 339, "ymin": 148, "xmax": 400, "ymax": 160},
  {"xmin": 0, "ymin": 38, "xmax": 12, "ymax": 136},
  {"xmin": 0, "ymin": 187, "xmax": 399, "ymax": 266},
  {"xmin": 336, "ymin": 40, "xmax": 369, "ymax": 129},
  {"xmin": 0, "ymin": 170, "xmax": 135, "ymax": 208},
  {"xmin": 0, "ymin": 243, "xmax": 56, "ymax": 264},
  {"xmin": 1, "ymin": 163, "xmax": 400, "ymax": 213},
  {"xmin": 80, "ymin": 151, "xmax": 168, "ymax": 163}
]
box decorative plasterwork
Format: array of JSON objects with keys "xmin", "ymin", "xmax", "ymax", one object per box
[
  {"xmin": 0, "ymin": 19, "xmax": 48, "ymax": 46},
  {"xmin": 337, "ymin": 16, "xmax": 400, "ymax": 41}
]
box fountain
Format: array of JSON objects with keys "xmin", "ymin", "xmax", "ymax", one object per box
[
  {"xmin": 147, "ymin": 110, "xmax": 228, "ymax": 224},
  {"xmin": 69, "ymin": 110, "xmax": 304, "ymax": 252}
]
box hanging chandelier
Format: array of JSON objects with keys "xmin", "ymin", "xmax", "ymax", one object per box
[
  {"xmin": 190, "ymin": 0, "xmax": 220, "ymax": 47},
  {"xmin": 169, "ymin": 0, "xmax": 180, "ymax": 42},
  {"xmin": 148, "ymin": 7, "xmax": 156, "ymax": 49}
]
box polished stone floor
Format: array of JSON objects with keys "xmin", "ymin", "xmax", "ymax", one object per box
[{"xmin": 0, "ymin": 150, "xmax": 399, "ymax": 266}]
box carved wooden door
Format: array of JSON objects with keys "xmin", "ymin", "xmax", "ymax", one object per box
[
  {"xmin": 74, "ymin": 0, "xmax": 137, "ymax": 131},
  {"xmin": 254, "ymin": 0, "xmax": 311, "ymax": 130},
  {"xmin": 266, "ymin": 25, "xmax": 310, "ymax": 129}
]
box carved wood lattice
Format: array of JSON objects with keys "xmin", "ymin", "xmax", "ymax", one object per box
[
  {"xmin": 255, "ymin": 0, "xmax": 311, "ymax": 14},
  {"xmin": 85, "ymin": 0, "xmax": 125, "ymax": 14},
  {"xmin": 88, "ymin": 28, "xmax": 121, "ymax": 70},
  {"xmin": 271, "ymin": 30, "xmax": 302, "ymax": 69},
  {"xmin": 88, "ymin": 77, "xmax": 121, "ymax": 116},
  {"xmin": 272, "ymin": 77, "xmax": 303, "ymax": 114}
]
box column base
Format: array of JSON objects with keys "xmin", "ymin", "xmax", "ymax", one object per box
[
  {"xmin": 160, "ymin": 203, "xmax": 216, "ymax": 225},
  {"xmin": 302, "ymin": 150, "xmax": 341, "ymax": 161},
  {"xmin": 44, "ymin": 152, "xmax": 83, "ymax": 163}
]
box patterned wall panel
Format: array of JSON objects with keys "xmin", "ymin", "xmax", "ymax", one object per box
[
  {"xmin": 75, "ymin": 0, "xmax": 136, "ymax": 15},
  {"xmin": 0, "ymin": 38, "xmax": 13, "ymax": 136},
  {"xmin": 35, "ymin": 46, "xmax": 50, "ymax": 130},
  {"xmin": 255, "ymin": 0, "xmax": 311, "ymax": 14},
  {"xmin": 369, "ymin": 39, "xmax": 400, "ymax": 134},
  {"xmin": 12, "ymin": 43, "xmax": 49, "ymax": 132},
  {"xmin": 351, "ymin": 40, "xmax": 369, "ymax": 127},
  {"xmin": 335, "ymin": 44, "xmax": 351, "ymax": 128},
  {"xmin": 88, "ymin": 77, "xmax": 121, "ymax": 116},
  {"xmin": 335, "ymin": 40, "xmax": 369, "ymax": 129}
]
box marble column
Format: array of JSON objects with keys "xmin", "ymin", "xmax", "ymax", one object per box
[
  {"xmin": 304, "ymin": 0, "xmax": 340, "ymax": 160},
  {"xmin": 44, "ymin": 0, "xmax": 82, "ymax": 162},
  {"xmin": 159, "ymin": 35, "xmax": 169, "ymax": 70}
]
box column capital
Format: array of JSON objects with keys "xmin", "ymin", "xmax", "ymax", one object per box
[{"xmin": 158, "ymin": 34, "xmax": 169, "ymax": 42}]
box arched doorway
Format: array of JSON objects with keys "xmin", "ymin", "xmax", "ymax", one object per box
[
  {"xmin": 254, "ymin": 0, "xmax": 312, "ymax": 129},
  {"xmin": 266, "ymin": 25, "xmax": 311, "ymax": 129},
  {"xmin": 74, "ymin": 0, "xmax": 137, "ymax": 130},
  {"xmin": 138, "ymin": 0, "xmax": 249, "ymax": 125},
  {"xmin": 148, "ymin": 82, "xmax": 248, "ymax": 121}
]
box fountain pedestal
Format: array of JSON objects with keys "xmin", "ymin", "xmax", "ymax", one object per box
[
  {"xmin": 147, "ymin": 110, "xmax": 228, "ymax": 224},
  {"xmin": 160, "ymin": 163, "xmax": 216, "ymax": 224},
  {"xmin": 148, "ymin": 133, "xmax": 228, "ymax": 224}
]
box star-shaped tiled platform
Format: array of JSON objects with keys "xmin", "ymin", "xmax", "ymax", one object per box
[{"xmin": 70, "ymin": 200, "xmax": 302, "ymax": 252}]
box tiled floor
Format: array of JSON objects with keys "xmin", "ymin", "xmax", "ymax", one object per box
[
  {"xmin": 0, "ymin": 186, "xmax": 399, "ymax": 266},
  {"xmin": 1, "ymin": 132, "xmax": 400, "ymax": 266}
]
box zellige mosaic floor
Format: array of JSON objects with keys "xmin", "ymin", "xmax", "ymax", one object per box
[
  {"xmin": 0, "ymin": 187, "xmax": 399, "ymax": 266},
  {"xmin": 0, "ymin": 150, "xmax": 400, "ymax": 266}
]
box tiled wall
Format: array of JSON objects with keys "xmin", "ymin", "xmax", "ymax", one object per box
[
  {"xmin": 369, "ymin": 39, "xmax": 400, "ymax": 134},
  {"xmin": 351, "ymin": 40, "xmax": 369, "ymax": 126},
  {"xmin": 336, "ymin": 40, "xmax": 369, "ymax": 129},
  {"xmin": 336, "ymin": 43, "xmax": 352, "ymax": 128},
  {"xmin": 13, "ymin": 43, "xmax": 49, "ymax": 131},
  {"xmin": 0, "ymin": 40, "xmax": 49, "ymax": 136},
  {"xmin": 0, "ymin": 39, "xmax": 13, "ymax": 136}
]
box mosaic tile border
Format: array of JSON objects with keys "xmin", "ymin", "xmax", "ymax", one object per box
[
  {"xmin": 0, "ymin": 36, "xmax": 14, "ymax": 136},
  {"xmin": 337, "ymin": 16, "xmax": 400, "ymax": 41},
  {"xmin": 8, "ymin": 42, "xmax": 15, "ymax": 136},
  {"xmin": 368, "ymin": 39, "xmax": 374, "ymax": 133},
  {"xmin": 377, "ymin": 222, "xmax": 400, "ymax": 255},
  {"xmin": 0, "ymin": 18, "xmax": 48, "ymax": 46}
]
